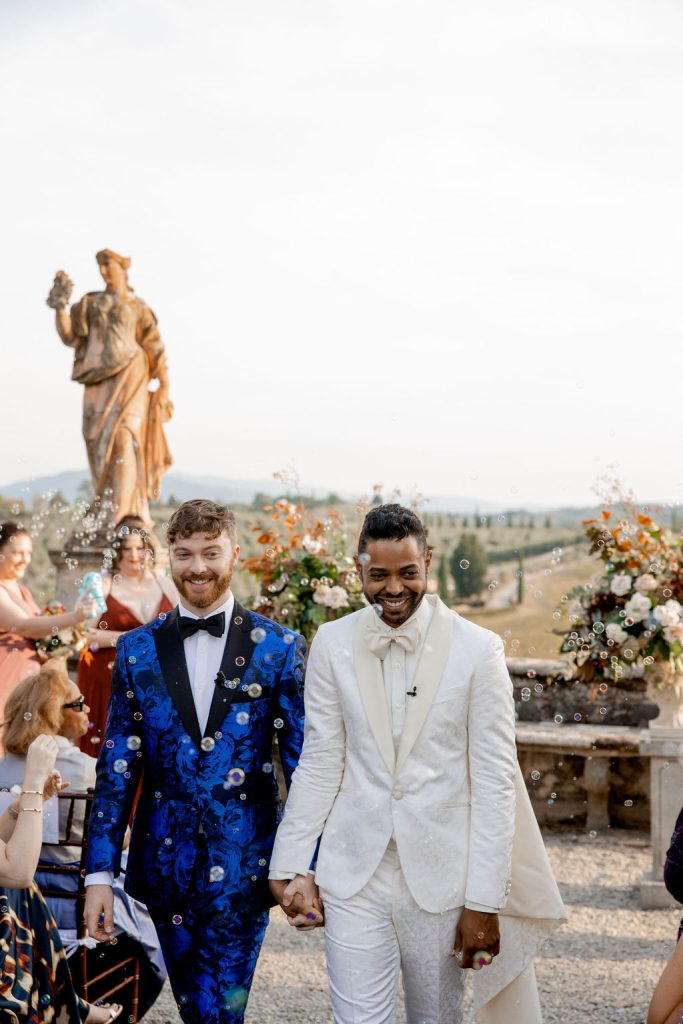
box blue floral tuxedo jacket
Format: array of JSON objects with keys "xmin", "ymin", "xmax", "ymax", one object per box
[{"xmin": 85, "ymin": 602, "xmax": 306, "ymax": 912}]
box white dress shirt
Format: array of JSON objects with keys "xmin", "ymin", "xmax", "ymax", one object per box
[
  {"xmin": 86, "ymin": 593, "xmax": 234, "ymax": 889},
  {"xmin": 177, "ymin": 593, "xmax": 234, "ymax": 734}
]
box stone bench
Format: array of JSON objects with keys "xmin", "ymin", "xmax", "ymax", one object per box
[{"xmin": 516, "ymin": 721, "xmax": 646, "ymax": 832}]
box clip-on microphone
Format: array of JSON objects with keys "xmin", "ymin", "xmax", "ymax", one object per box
[{"xmin": 406, "ymin": 686, "xmax": 417, "ymax": 697}]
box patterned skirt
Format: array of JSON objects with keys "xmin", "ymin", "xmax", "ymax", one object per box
[{"xmin": 0, "ymin": 884, "xmax": 87, "ymax": 1023}]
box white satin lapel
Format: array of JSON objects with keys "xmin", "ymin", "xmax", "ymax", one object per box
[
  {"xmin": 395, "ymin": 596, "xmax": 453, "ymax": 774},
  {"xmin": 352, "ymin": 607, "xmax": 396, "ymax": 775}
]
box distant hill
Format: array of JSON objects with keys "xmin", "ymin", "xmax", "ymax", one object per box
[{"xmin": 0, "ymin": 468, "xmax": 637, "ymax": 522}]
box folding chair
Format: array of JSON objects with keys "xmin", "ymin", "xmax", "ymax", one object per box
[{"xmin": 38, "ymin": 789, "xmax": 141, "ymax": 1021}]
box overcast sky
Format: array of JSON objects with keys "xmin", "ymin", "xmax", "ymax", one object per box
[{"xmin": 1, "ymin": 0, "xmax": 682, "ymax": 508}]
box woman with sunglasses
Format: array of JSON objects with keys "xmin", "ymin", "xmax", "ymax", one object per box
[{"xmin": 0, "ymin": 666, "xmax": 165, "ymax": 1018}]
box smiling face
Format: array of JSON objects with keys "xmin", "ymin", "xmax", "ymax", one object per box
[
  {"xmin": 0, "ymin": 532, "xmax": 32, "ymax": 582},
  {"xmin": 170, "ymin": 530, "xmax": 240, "ymax": 615},
  {"xmin": 356, "ymin": 535, "xmax": 432, "ymax": 628},
  {"xmin": 117, "ymin": 532, "xmax": 152, "ymax": 577}
]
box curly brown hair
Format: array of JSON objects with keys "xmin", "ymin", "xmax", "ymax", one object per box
[{"xmin": 166, "ymin": 499, "xmax": 237, "ymax": 547}]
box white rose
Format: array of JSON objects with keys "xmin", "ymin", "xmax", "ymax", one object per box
[
  {"xmin": 664, "ymin": 623, "xmax": 683, "ymax": 645},
  {"xmin": 301, "ymin": 535, "xmax": 323, "ymax": 555},
  {"xmin": 654, "ymin": 600, "xmax": 683, "ymax": 628},
  {"xmin": 635, "ymin": 573, "xmax": 658, "ymax": 594},
  {"xmin": 312, "ymin": 584, "xmax": 333, "ymax": 607},
  {"xmin": 623, "ymin": 593, "xmax": 652, "ymax": 624},
  {"xmin": 610, "ymin": 575, "xmax": 632, "ymax": 596},
  {"xmin": 605, "ymin": 623, "xmax": 628, "ymax": 645},
  {"xmin": 327, "ymin": 586, "xmax": 350, "ymax": 610}
]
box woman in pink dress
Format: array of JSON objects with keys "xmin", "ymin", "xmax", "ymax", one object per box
[{"xmin": 0, "ymin": 523, "xmax": 91, "ymax": 729}]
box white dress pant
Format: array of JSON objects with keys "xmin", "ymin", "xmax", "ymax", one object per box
[{"xmin": 320, "ymin": 841, "xmax": 465, "ymax": 1024}]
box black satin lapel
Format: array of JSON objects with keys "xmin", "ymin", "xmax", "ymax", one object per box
[
  {"xmin": 204, "ymin": 602, "xmax": 257, "ymax": 739},
  {"xmin": 153, "ymin": 607, "xmax": 203, "ymax": 748}
]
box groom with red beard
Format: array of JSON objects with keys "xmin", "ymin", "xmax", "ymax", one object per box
[{"xmin": 84, "ymin": 499, "xmax": 319, "ymax": 1023}]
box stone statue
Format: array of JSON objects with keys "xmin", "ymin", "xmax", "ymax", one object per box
[{"xmin": 48, "ymin": 249, "xmax": 173, "ymax": 524}]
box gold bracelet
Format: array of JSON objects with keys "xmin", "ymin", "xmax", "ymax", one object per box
[
  {"xmin": 19, "ymin": 807, "xmax": 42, "ymax": 814},
  {"xmin": 20, "ymin": 790, "xmax": 43, "ymax": 797}
]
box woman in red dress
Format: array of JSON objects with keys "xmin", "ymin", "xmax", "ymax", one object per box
[{"xmin": 77, "ymin": 516, "xmax": 177, "ymax": 753}]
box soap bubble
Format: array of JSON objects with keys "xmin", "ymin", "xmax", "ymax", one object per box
[
  {"xmin": 227, "ymin": 768, "xmax": 245, "ymax": 786},
  {"xmin": 459, "ymin": 560, "xmax": 469, "ymax": 570},
  {"xmin": 126, "ymin": 736, "xmax": 141, "ymax": 751},
  {"xmin": 200, "ymin": 737, "xmax": 215, "ymax": 752},
  {"xmin": 531, "ymin": 770, "xmax": 541, "ymax": 781},
  {"xmin": 209, "ymin": 865, "xmax": 225, "ymax": 882},
  {"xmin": 113, "ymin": 759, "xmax": 128, "ymax": 774},
  {"xmin": 251, "ymin": 627, "xmax": 267, "ymax": 644}
]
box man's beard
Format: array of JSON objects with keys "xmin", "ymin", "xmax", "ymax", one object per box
[{"xmin": 173, "ymin": 566, "xmax": 233, "ymax": 610}]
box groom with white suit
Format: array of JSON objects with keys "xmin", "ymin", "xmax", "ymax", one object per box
[{"xmin": 270, "ymin": 505, "xmax": 564, "ymax": 1023}]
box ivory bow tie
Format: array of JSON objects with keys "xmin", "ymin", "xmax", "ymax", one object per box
[{"xmin": 365, "ymin": 619, "xmax": 420, "ymax": 660}]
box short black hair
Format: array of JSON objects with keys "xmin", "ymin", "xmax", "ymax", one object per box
[{"xmin": 358, "ymin": 504, "xmax": 428, "ymax": 555}]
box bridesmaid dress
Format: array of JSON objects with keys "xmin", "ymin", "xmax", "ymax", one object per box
[
  {"xmin": 0, "ymin": 582, "xmax": 42, "ymax": 726},
  {"xmin": 76, "ymin": 590, "xmax": 173, "ymax": 754}
]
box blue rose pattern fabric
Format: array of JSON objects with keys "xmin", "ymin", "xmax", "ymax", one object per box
[{"xmin": 85, "ymin": 606, "xmax": 306, "ymax": 1023}]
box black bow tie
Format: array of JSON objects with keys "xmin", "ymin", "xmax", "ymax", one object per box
[{"xmin": 178, "ymin": 612, "xmax": 226, "ymax": 640}]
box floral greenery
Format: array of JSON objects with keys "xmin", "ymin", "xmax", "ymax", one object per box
[
  {"xmin": 560, "ymin": 508, "xmax": 683, "ymax": 687},
  {"xmin": 241, "ymin": 499, "xmax": 365, "ymax": 643},
  {"xmin": 35, "ymin": 602, "xmax": 85, "ymax": 660}
]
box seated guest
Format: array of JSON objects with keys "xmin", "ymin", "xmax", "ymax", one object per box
[
  {"xmin": 648, "ymin": 809, "xmax": 683, "ymax": 1024},
  {"xmin": 0, "ymin": 731, "xmax": 122, "ymax": 1021},
  {"xmin": 0, "ymin": 667, "xmax": 166, "ymax": 1012}
]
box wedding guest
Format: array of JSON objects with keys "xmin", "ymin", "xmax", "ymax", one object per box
[
  {"xmin": 647, "ymin": 808, "xmax": 683, "ymax": 1024},
  {"xmin": 0, "ymin": 730, "xmax": 122, "ymax": 1021},
  {"xmin": 77, "ymin": 516, "xmax": 177, "ymax": 752},
  {"xmin": 0, "ymin": 522, "xmax": 91, "ymax": 731},
  {"xmin": 0, "ymin": 666, "xmax": 167, "ymax": 994}
]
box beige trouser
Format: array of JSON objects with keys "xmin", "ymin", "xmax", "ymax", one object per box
[{"xmin": 320, "ymin": 841, "xmax": 464, "ymax": 1024}]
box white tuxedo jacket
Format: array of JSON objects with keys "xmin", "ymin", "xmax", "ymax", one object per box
[{"xmin": 270, "ymin": 595, "xmax": 518, "ymax": 913}]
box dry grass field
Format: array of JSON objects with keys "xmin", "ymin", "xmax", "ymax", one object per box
[{"xmin": 460, "ymin": 547, "xmax": 600, "ymax": 659}]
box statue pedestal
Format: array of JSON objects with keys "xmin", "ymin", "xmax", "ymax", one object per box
[
  {"xmin": 48, "ymin": 539, "xmax": 108, "ymax": 607},
  {"xmin": 639, "ymin": 726, "xmax": 683, "ymax": 909}
]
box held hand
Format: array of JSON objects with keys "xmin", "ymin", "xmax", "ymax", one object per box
[
  {"xmin": 452, "ymin": 909, "xmax": 500, "ymax": 970},
  {"xmin": 85, "ymin": 885, "xmax": 116, "ymax": 943},
  {"xmin": 24, "ymin": 734, "xmax": 59, "ymax": 791},
  {"xmin": 269, "ymin": 875, "xmax": 324, "ymax": 930}
]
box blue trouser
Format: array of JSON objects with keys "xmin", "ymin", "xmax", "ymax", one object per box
[{"xmin": 150, "ymin": 837, "xmax": 270, "ymax": 1024}]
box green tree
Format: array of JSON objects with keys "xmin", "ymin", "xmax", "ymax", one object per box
[
  {"xmin": 437, "ymin": 554, "xmax": 450, "ymax": 602},
  {"xmin": 462, "ymin": 515, "xmax": 469, "ymax": 528},
  {"xmin": 450, "ymin": 534, "xmax": 488, "ymax": 598},
  {"xmin": 544, "ymin": 514, "xmax": 552, "ymax": 529},
  {"xmin": 507, "ymin": 513, "xmax": 514, "ymax": 528}
]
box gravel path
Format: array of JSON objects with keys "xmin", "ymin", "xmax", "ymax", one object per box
[{"xmin": 141, "ymin": 830, "xmax": 681, "ymax": 1023}]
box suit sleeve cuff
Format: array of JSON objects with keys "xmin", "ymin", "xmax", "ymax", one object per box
[
  {"xmin": 85, "ymin": 871, "xmax": 114, "ymax": 887},
  {"xmin": 465, "ymin": 901, "xmax": 499, "ymax": 914},
  {"xmin": 268, "ymin": 870, "xmax": 317, "ymax": 881}
]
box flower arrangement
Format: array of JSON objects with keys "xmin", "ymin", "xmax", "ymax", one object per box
[
  {"xmin": 36, "ymin": 602, "xmax": 85, "ymax": 660},
  {"xmin": 242, "ymin": 499, "xmax": 366, "ymax": 643},
  {"xmin": 560, "ymin": 509, "xmax": 682, "ymax": 687}
]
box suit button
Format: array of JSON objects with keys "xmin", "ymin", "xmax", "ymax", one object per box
[{"xmin": 393, "ymin": 789, "xmax": 403, "ymax": 800}]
